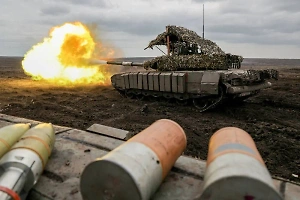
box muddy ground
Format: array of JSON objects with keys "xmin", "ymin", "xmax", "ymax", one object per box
[{"xmin": 0, "ymin": 56, "xmax": 299, "ymax": 183}]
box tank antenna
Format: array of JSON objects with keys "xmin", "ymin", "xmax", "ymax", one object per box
[
  {"xmin": 155, "ymin": 46, "xmax": 180, "ymax": 68},
  {"xmin": 155, "ymin": 46, "xmax": 167, "ymax": 56},
  {"xmin": 202, "ymin": 4, "xmax": 205, "ymax": 39}
]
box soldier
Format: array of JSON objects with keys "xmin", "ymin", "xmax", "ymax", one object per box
[{"xmin": 179, "ymin": 42, "xmax": 189, "ymax": 55}]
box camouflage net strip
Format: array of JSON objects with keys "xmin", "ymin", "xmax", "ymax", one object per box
[
  {"xmin": 220, "ymin": 69, "xmax": 278, "ymax": 85},
  {"xmin": 143, "ymin": 54, "xmax": 242, "ymax": 71},
  {"xmin": 145, "ymin": 25, "xmax": 225, "ymax": 56}
]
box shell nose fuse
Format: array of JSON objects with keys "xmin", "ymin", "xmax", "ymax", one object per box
[
  {"xmin": 0, "ymin": 123, "xmax": 55, "ymax": 200},
  {"xmin": 200, "ymin": 127, "xmax": 282, "ymax": 200},
  {"xmin": 0, "ymin": 123, "xmax": 31, "ymax": 159},
  {"xmin": 80, "ymin": 119, "xmax": 187, "ymax": 200}
]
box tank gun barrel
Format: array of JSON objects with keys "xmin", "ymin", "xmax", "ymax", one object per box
[{"xmin": 88, "ymin": 59, "xmax": 144, "ymax": 67}]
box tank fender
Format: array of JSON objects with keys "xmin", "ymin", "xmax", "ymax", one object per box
[
  {"xmin": 111, "ymin": 73, "xmax": 126, "ymax": 89},
  {"xmin": 200, "ymin": 72, "xmax": 220, "ymax": 95}
]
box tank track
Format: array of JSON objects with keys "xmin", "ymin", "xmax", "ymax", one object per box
[
  {"xmin": 116, "ymin": 87, "xmax": 225, "ymax": 112},
  {"xmin": 192, "ymin": 87, "xmax": 224, "ymax": 112}
]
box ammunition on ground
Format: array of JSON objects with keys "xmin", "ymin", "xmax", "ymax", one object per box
[
  {"xmin": 0, "ymin": 123, "xmax": 31, "ymax": 158},
  {"xmin": 80, "ymin": 119, "xmax": 187, "ymax": 200},
  {"xmin": 200, "ymin": 127, "xmax": 282, "ymax": 200},
  {"xmin": 0, "ymin": 123, "xmax": 55, "ymax": 200}
]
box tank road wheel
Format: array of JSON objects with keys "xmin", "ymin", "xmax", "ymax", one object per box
[
  {"xmin": 176, "ymin": 99, "xmax": 188, "ymax": 105},
  {"xmin": 152, "ymin": 93, "xmax": 160, "ymax": 98},
  {"xmin": 159, "ymin": 96, "xmax": 168, "ymax": 102},
  {"xmin": 125, "ymin": 91, "xmax": 135, "ymax": 99},
  {"xmin": 193, "ymin": 98, "xmax": 210, "ymax": 111},
  {"xmin": 193, "ymin": 87, "xmax": 224, "ymax": 112},
  {"xmin": 232, "ymin": 95, "xmax": 251, "ymax": 103},
  {"xmin": 136, "ymin": 94, "xmax": 145, "ymax": 100},
  {"xmin": 163, "ymin": 95, "xmax": 173, "ymax": 103},
  {"xmin": 117, "ymin": 90, "xmax": 126, "ymax": 97}
]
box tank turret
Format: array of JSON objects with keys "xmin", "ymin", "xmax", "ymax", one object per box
[
  {"xmin": 142, "ymin": 25, "xmax": 243, "ymax": 71},
  {"xmin": 91, "ymin": 25, "xmax": 243, "ymax": 71}
]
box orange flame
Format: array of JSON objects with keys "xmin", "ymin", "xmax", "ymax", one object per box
[{"xmin": 22, "ymin": 22, "xmax": 115, "ymax": 85}]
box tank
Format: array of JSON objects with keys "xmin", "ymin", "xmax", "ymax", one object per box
[{"xmin": 92, "ymin": 25, "xmax": 278, "ymax": 112}]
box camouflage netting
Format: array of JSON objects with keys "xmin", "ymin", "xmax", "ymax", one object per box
[
  {"xmin": 143, "ymin": 54, "xmax": 242, "ymax": 71},
  {"xmin": 143, "ymin": 25, "xmax": 243, "ymax": 71},
  {"xmin": 145, "ymin": 25, "xmax": 225, "ymax": 56}
]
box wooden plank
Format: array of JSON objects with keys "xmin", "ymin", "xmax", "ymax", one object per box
[
  {"xmin": 152, "ymin": 172, "xmax": 203, "ymax": 200},
  {"xmin": 285, "ymin": 182, "xmax": 300, "ymax": 200},
  {"xmin": 30, "ymin": 176, "xmax": 80, "ymax": 200},
  {"xmin": 44, "ymin": 137, "xmax": 109, "ymax": 180},
  {"xmin": 59, "ymin": 129, "xmax": 123, "ymax": 151},
  {"xmin": 0, "ymin": 114, "xmax": 70, "ymax": 134},
  {"xmin": 87, "ymin": 123, "xmax": 133, "ymax": 140},
  {"xmin": 0, "ymin": 120, "xmax": 13, "ymax": 127},
  {"xmin": 0, "ymin": 115, "xmax": 299, "ymax": 200},
  {"xmin": 174, "ymin": 155, "xmax": 206, "ymax": 178}
]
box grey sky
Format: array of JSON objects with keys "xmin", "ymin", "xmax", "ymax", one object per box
[{"xmin": 0, "ymin": 0, "xmax": 299, "ymax": 58}]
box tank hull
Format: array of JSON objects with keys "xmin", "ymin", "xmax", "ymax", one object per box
[{"xmin": 111, "ymin": 69, "xmax": 275, "ymax": 112}]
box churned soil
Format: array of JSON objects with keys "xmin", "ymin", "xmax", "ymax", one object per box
[{"xmin": 0, "ymin": 56, "xmax": 299, "ymax": 183}]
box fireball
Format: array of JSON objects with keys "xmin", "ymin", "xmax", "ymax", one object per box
[{"xmin": 22, "ymin": 22, "xmax": 113, "ymax": 85}]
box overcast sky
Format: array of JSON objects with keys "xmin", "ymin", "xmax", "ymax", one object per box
[{"xmin": 0, "ymin": 0, "xmax": 299, "ymax": 58}]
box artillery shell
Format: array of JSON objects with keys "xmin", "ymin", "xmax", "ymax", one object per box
[
  {"xmin": 0, "ymin": 123, "xmax": 31, "ymax": 158},
  {"xmin": 200, "ymin": 127, "xmax": 282, "ymax": 200},
  {"xmin": 0, "ymin": 123, "xmax": 55, "ymax": 200},
  {"xmin": 80, "ymin": 119, "xmax": 187, "ymax": 200},
  {"xmin": 10, "ymin": 123, "xmax": 55, "ymax": 168}
]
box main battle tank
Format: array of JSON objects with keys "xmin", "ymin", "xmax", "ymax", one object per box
[{"xmin": 92, "ymin": 25, "xmax": 278, "ymax": 112}]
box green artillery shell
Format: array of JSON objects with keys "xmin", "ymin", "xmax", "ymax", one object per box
[
  {"xmin": 10, "ymin": 123, "xmax": 55, "ymax": 168},
  {"xmin": 0, "ymin": 123, "xmax": 30, "ymax": 158}
]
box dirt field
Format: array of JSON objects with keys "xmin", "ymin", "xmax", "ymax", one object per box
[{"xmin": 0, "ymin": 56, "xmax": 299, "ymax": 183}]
